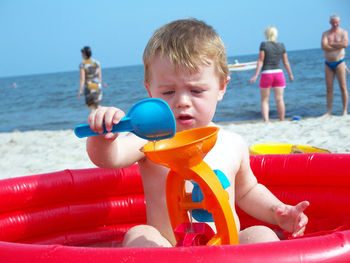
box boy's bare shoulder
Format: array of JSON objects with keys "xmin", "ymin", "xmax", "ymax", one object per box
[{"xmin": 218, "ymin": 127, "xmax": 247, "ymax": 147}]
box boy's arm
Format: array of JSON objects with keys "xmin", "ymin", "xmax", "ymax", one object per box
[
  {"xmin": 234, "ymin": 139, "xmax": 283, "ymax": 224},
  {"xmin": 87, "ymin": 133, "xmax": 146, "ymax": 169},
  {"xmin": 235, "ymin": 171, "xmax": 284, "ymax": 225},
  {"xmin": 86, "ymin": 107, "xmax": 147, "ymax": 169},
  {"xmin": 235, "ymin": 141, "xmax": 309, "ymax": 236}
]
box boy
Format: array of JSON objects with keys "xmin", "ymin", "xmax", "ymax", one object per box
[{"xmin": 86, "ymin": 19, "xmax": 309, "ymax": 247}]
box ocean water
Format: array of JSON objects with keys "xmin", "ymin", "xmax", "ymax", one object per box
[{"xmin": 0, "ymin": 48, "xmax": 349, "ymax": 132}]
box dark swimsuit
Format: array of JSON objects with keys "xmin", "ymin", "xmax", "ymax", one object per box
[{"xmin": 325, "ymin": 58, "xmax": 345, "ymax": 72}]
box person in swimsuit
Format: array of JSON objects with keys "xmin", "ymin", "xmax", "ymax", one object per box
[
  {"xmin": 250, "ymin": 26, "xmax": 294, "ymax": 122},
  {"xmin": 79, "ymin": 46, "xmax": 103, "ymax": 113},
  {"xmin": 321, "ymin": 14, "xmax": 349, "ymax": 117}
]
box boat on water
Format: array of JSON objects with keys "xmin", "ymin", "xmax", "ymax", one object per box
[
  {"xmin": 0, "ymin": 153, "xmax": 350, "ymax": 262},
  {"xmin": 228, "ymin": 60, "xmax": 257, "ymax": 72}
]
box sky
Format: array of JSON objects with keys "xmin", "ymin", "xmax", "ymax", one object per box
[{"xmin": 1, "ymin": 0, "xmax": 350, "ymax": 78}]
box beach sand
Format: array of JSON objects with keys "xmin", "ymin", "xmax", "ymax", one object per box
[{"xmin": 1, "ymin": 115, "xmax": 349, "ymax": 179}]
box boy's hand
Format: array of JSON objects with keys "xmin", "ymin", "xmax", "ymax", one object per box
[
  {"xmin": 88, "ymin": 106, "xmax": 125, "ymax": 139},
  {"xmin": 275, "ymin": 201, "xmax": 309, "ymax": 237}
]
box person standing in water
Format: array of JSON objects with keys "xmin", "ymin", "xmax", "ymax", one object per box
[
  {"xmin": 321, "ymin": 14, "xmax": 349, "ymax": 117},
  {"xmin": 79, "ymin": 46, "xmax": 103, "ymax": 113},
  {"xmin": 250, "ymin": 26, "xmax": 294, "ymax": 122}
]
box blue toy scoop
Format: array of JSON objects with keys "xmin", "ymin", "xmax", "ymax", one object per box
[{"xmin": 74, "ymin": 98, "xmax": 176, "ymax": 140}]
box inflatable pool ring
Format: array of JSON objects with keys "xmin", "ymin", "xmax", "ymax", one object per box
[
  {"xmin": 249, "ymin": 143, "xmax": 330, "ymax": 155},
  {"xmin": 0, "ymin": 154, "xmax": 350, "ymax": 262}
]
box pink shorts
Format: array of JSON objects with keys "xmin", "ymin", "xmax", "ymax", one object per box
[{"xmin": 259, "ymin": 70, "xmax": 286, "ymax": 88}]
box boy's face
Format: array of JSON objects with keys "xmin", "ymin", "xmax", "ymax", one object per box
[{"xmin": 144, "ymin": 55, "xmax": 229, "ymax": 132}]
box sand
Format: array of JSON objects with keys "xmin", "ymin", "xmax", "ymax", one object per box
[
  {"xmin": 220, "ymin": 115, "xmax": 350, "ymax": 153},
  {"xmin": 1, "ymin": 115, "xmax": 349, "ymax": 179}
]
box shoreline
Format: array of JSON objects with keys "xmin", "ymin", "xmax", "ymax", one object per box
[
  {"xmin": 1, "ymin": 115, "xmax": 349, "ymax": 179},
  {"xmin": 0, "ymin": 115, "xmax": 338, "ymax": 134}
]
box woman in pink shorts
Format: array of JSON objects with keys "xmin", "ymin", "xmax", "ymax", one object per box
[{"xmin": 250, "ymin": 26, "xmax": 294, "ymax": 122}]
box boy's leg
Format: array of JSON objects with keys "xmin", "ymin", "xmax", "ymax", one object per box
[
  {"xmin": 122, "ymin": 225, "xmax": 172, "ymax": 247},
  {"xmin": 239, "ymin": 225, "xmax": 279, "ymax": 244}
]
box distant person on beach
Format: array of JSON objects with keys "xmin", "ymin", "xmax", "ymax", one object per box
[
  {"xmin": 321, "ymin": 14, "xmax": 349, "ymax": 117},
  {"xmin": 250, "ymin": 26, "xmax": 294, "ymax": 122},
  {"xmin": 79, "ymin": 46, "xmax": 103, "ymax": 113},
  {"xmin": 85, "ymin": 19, "xmax": 309, "ymax": 247}
]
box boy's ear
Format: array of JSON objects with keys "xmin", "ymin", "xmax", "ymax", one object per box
[
  {"xmin": 217, "ymin": 75, "xmax": 230, "ymax": 101},
  {"xmin": 143, "ymin": 80, "xmax": 153, "ymax": 98}
]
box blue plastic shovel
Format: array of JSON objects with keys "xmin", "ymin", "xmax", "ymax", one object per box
[{"xmin": 74, "ymin": 98, "xmax": 176, "ymax": 140}]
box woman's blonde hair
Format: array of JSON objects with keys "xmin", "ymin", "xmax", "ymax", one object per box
[
  {"xmin": 143, "ymin": 18, "xmax": 229, "ymax": 84},
  {"xmin": 264, "ymin": 26, "xmax": 278, "ymax": 42}
]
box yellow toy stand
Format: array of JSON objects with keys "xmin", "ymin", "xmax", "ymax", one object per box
[{"xmin": 249, "ymin": 143, "xmax": 330, "ymax": 155}]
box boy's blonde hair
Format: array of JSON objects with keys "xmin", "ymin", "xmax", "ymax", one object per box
[
  {"xmin": 143, "ymin": 18, "xmax": 229, "ymax": 84},
  {"xmin": 264, "ymin": 26, "xmax": 278, "ymax": 42}
]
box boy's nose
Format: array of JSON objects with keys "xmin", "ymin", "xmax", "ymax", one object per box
[{"xmin": 175, "ymin": 93, "xmax": 191, "ymax": 108}]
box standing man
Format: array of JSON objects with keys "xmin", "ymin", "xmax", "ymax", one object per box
[{"xmin": 321, "ymin": 14, "xmax": 349, "ymax": 117}]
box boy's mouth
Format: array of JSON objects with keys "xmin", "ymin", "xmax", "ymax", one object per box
[
  {"xmin": 177, "ymin": 114, "xmax": 194, "ymax": 126},
  {"xmin": 178, "ymin": 115, "xmax": 192, "ymax": 121}
]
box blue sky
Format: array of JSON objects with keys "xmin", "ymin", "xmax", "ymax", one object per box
[{"xmin": 1, "ymin": 0, "xmax": 350, "ymax": 78}]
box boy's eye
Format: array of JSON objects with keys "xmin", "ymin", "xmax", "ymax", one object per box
[
  {"xmin": 162, "ymin": 90, "xmax": 174, "ymax": 95},
  {"xmin": 191, "ymin": 89, "xmax": 202, "ymax": 94}
]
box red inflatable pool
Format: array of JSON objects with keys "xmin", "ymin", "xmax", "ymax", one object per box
[{"xmin": 0, "ymin": 153, "xmax": 350, "ymax": 262}]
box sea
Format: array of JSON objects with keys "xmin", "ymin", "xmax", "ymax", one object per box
[{"xmin": 0, "ymin": 48, "xmax": 349, "ymax": 133}]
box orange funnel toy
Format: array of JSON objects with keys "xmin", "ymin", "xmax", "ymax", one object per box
[{"xmin": 142, "ymin": 127, "xmax": 239, "ymax": 246}]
